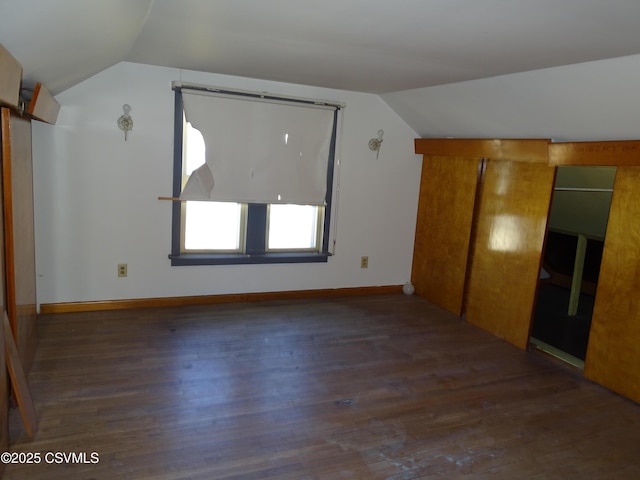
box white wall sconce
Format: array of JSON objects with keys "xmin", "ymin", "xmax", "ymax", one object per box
[
  {"xmin": 368, "ymin": 129, "xmax": 384, "ymax": 158},
  {"xmin": 117, "ymin": 104, "xmax": 133, "ymax": 141}
]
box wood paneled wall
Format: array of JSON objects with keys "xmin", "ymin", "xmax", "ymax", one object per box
[
  {"xmin": 584, "ymin": 166, "xmax": 640, "ymax": 402},
  {"xmin": 465, "ymin": 160, "xmax": 555, "ymax": 349},
  {"xmin": 411, "ymin": 155, "xmax": 480, "ymax": 315},
  {"xmin": 1, "ymin": 43, "xmax": 60, "ymax": 455},
  {"xmin": 413, "ymin": 138, "xmax": 640, "ymax": 404},
  {"xmin": 1, "ymin": 108, "xmax": 37, "ymax": 375},
  {"xmin": 412, "ymin": 139, "xmax": 553, "ymax": 347},
  {"xmin": 0, "ymin": 109, "xmax": 8, "ymax": 460}
]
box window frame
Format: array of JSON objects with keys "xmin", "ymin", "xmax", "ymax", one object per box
[{"xmin": 168, "ymin": 89, "xmax": 339, "ymax": 266}]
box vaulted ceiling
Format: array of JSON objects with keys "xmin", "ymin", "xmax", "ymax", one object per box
[{"xmin": 2, "ymin": 0, "xmax": 640, "ymax": 96}]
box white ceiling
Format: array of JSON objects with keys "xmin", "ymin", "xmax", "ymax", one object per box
[{"xmin": 2, "ymin": 0, "xmax": 640, "ymax": 95}]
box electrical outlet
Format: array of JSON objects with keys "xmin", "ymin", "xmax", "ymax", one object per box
[
  {"xmin": 118, "ymin": 263, "xmax": 128, "ymax": 277},
  {"xmin": 360, "ymin": 256, "xmax": 369, "ymax": 268}
]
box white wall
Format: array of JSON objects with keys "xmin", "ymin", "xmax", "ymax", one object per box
[
  {"xmin": 382, "ymin": 54, "xmax": 640, "ymax": 142},
  {"xmin": 32, "ymin": 62, "xmax": 421, "ymax": 306}
]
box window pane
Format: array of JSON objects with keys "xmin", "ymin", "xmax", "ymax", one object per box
[
  {"xmin": 184, "ymin": 202, "xmax": 242, "ymax": 251},
  {"xmin": 268, "ymin": 204, "xmax": 319, "ymax": 250},
  {"xmin": 183, "ymin": 120, "xmax": 242, "ymax": 252},
  {"xmin": 185, "ymin": 120, "xmax": 205, "ymax": 175}
]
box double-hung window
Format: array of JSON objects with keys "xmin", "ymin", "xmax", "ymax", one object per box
[{"xmin": 169, "ymin": 82, "xmax": 342, "ymax": 266}]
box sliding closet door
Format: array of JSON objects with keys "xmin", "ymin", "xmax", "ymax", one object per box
[
  {"xmin": 1, "ymin": 107, "xmax": 37, "ymax": 374},
  {"xmin": 0, "ymin": 109, "xmax": 8, "ymax": 457},
  {"xmin": 465, "ymin": 160, "xmax": 555, "ymax": 349},
  {"xmin": 584, "ymin": 167, "xmax": 640, "ymax": 403},
  {"xmin": 411, "ymin": 155, "xmax": 480, "ymax": 315}
]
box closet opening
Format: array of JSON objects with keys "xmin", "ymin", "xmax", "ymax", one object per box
[{"xmin": 530, "ymin": 166, "xmax": 615, "ymax": 368}]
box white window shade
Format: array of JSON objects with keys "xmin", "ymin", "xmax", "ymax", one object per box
[{"xmin": 181, "ymin": 90, "xmax": 336, "ymax": 205}]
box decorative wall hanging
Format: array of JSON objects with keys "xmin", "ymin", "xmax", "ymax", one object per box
[
  {"xmin": 117, "ymin": 104, "xmax": 133, "ymax": 141},
  {"xmin": 368, "ymin": 129, "xmax": 384, "ymax": 158}
]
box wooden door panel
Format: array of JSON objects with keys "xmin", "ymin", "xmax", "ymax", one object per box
[
  {"xmin": 465, "ymin": 160, "xmax": 555, "ymax": 349},
  {"xmin": 411, "ymin": 155, "xmax": 479, "ymax": 315},
  {"xmin": 2, "ymin": 108, "xmax": 37, "ymax": 374},
  {"xmin": 0, "ymin": 107, "xmax": 9, "ymax": 462},
  {"xmin": 584, "ymin": 167, "xmax": 640, "ymax": 403}
]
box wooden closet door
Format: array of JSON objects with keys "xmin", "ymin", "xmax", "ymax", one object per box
[
  {"xmin": 465, "ymin": 160, "xmax": 555, "ymax": 349},
  {"xmin": 0, "ymin": 108, "xmax": 9, "ymax": 460},
  {"xmin": 411, "ymin": 155, "xmax": 480, "ymax": 315},
  {"xmin": 584, "ymin": 166, "xmax": 640, "ymax": 403},
  {"xmin": 1, "ymin": 107, "xmax": 37, "ymax": 374}
]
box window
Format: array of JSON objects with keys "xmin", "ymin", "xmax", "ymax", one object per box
[
  {"xmin": 169, "ymin": 83, "xmax": 342, "ymax": 266},
  {"xmin": 267, "ymin": 204, "xmax": 322, "ymax": 251},
  {"xmin": 183, "ymin": 201, "xmax": 244, "ymax": 252}
]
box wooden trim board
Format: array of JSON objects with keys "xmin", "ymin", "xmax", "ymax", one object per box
[
  {"xmin": 414, "ymin": 138, "xmax": 640, "ymax": 166},
  {"xmin": 415, "ymin": 138, "xmax": 550, "ymax": 163},
  {"xmin": 4, "ymin": 312, "xmax": 36, "ymax": 439},
  {"xmin": 0, "ymin": 44, "xmax": 22, "ymax": 108},
  {"xmin": 27, "ymin": 83, "xmax": 60, "ymax": 125},
  {"xmin": 549, "ymin": 140, "xmax": 640, "ymax": 166},
  {"xmin": 40, "ymin": 285, "xmax": 404, "ymax": 314},
  {"xmin": 1, "ymin": 109, "xmax": 16, "ymax": 331}
]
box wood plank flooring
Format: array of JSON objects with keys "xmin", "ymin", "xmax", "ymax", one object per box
[{"xmin": 4, "ymin": 294, "xmax": 640, "ymax": 479}]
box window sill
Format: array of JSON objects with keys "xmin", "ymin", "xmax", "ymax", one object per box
[{"xmin": 169, "ymin": 252, "xmax": 330, "ymax": 266}]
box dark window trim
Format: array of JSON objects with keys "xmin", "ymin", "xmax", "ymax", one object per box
[
  {"xmin": 169, "ymin": 90, "xmax": 339, "ymax": 266},
  {"xmin": 169, "ymin": 252, "xmax": 330, "ymax": 266}
]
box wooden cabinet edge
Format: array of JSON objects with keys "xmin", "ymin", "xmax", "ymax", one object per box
[
  {"xmin": 0, "ymin": 43, "xmax": 22, "ymax": 109},
  {"xmin": 414, "ymin": 138, "xmax": 550, "ymax": 163},
  {"xmin": 414, "ymin": 138, "xmax": 640, "ymax": 167},
  {"xmin": 27, "ymin": 83, "xmax": 60, "ymax": 125}
]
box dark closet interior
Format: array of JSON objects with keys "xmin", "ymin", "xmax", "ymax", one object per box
[
  {"xmin": 532, "ymin": 231, "xmax": 603, "ymax": 360},
  {"xmin": 531, "ymin": 166, "xmax": 615, "ymax": 366}
]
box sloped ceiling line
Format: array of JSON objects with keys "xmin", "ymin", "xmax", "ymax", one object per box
[{"xmin": 2, "ymin": 0, "xmax": 640, "ymax": 96}]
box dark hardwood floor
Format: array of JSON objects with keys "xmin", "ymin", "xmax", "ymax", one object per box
[{"xmin": 5, "ymin": 294, "xmax": 640, "ymax": 479}]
